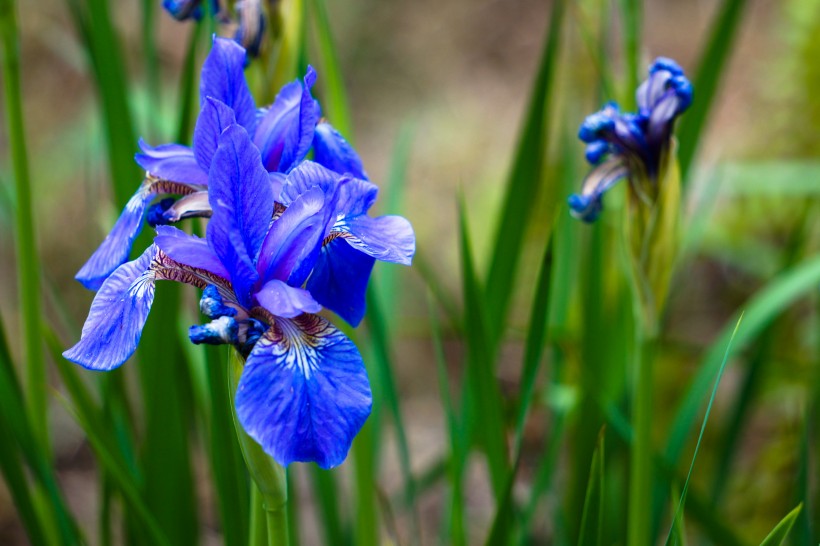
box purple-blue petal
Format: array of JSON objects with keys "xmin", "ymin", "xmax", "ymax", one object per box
[
  {"xmin": 256, "ymin": 187, "xmax": 329, "ymax": 286},
  {"xmin": 253, "ymin": 67, "xmax": 320, "ymax": 173},
  {"xmin": 154, "ymin": 225, "xmax": 230, "ymax": 280},
  {"xmin": 340, "ymin": 215, "xmax": 415, "ymax": 266},
  {"xmin": 312, "ymin": 122, "xmax": 368, "ymax": 180},
  {"xmin": 200, "ymin": 37, "xmax": 257, "ymax": 132},
  {"xmin": 279, "ymin": 160, "xmax": 340, "ymax": 206},
  {"xmin": 254, "ymin": 278, "xmax": 321, "ymax": 318},
  {"xmin": 135, "ymin": 139, "xmax": 209, "ymax": 186},
  {"xmin": 207, "ymin": 124, "xmax": 273, "ymax": 306},
  {"xmin": 63, "ymin": 246, "xmax": 158, "ymax": 370},
  {"xmin": 306, "ymin": 237, "xmax": 375, "ymax": 327},
  {"xmin": 193, "ymin": 97, "xmax": 238, "ymax": 172},
  {"xmin": 236, "ymin": 314, "xmax": 372, "ymax": 469},
  {"xmin": 75, "ymin": 183, "xmax": 156, "ymax": 290}
]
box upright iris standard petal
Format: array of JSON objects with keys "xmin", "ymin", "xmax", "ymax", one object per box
[
  {"xmin": 254, "ymin": 67, "xmax": 320, "ymax": 173},
  {"xmin": 312, "ymin": 122, "xmax": 369, "ymax": 180},
  {"xmin": 340, "ymin": 215, "xmax": 415, "ymax": 266},
  {"xmin": 64, "ymin": 246, "xmax": 158, "ymax": 370},
  {"xmin": 200, "ymin": 37, "xmax": 257, "ymax": 132},
  {"xmin": 236, "ymin": 314, "xmax": 372, "ymax": 469},
  {"xmin": 254, "ymin": 279, "xmax": 322, "ymax": 318},
  {"xmin": 306, "ymin": 238, "xmax": 375, "ymax": 327},
  {"xmin": 279, "ymin": 161, "xmax": 340, "ymax": 204},
  {"xmin": 135, "ymin": 140, "xmax": 209, "ymax": 186},
  {"xmin": 207, "ymin": 124, "xmax": 273, "ymax": 306},
  {"xmin": 193, "ymin": 97, "xmax": 238, "ymax": 172}
]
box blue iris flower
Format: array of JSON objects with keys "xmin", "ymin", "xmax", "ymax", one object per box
[
  {"xmin": 76, "ymin": 37, "xmax": 362, "ymax": 291},
  {"xmin": 569, "ymin": 57, "xmax": 692, "ymax": 222},
  {"xmin": 64, "ymin": 123, "xmax": 372, "ymax": 469}
]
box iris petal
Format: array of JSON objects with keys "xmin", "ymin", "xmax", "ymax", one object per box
[
  {"xmin": 306, "ymin": 237, "xmax": 375, "ymax": 327},
  {"xmin": 154, "ymin": 225, "xmax": 230, "ymax": 279},
  {"xmin": 200, "ymin": 37, "xmax": 257, "ymax": 132},
  {"xmin": 207, "ymin": 124, "xmax": 273, "ymax": 306},
  {"xmin": 279, "ymin": 161, "xmax": 340, "ymax": 205},
  {"xmin": 340, "ymin": 215, "xmax": 415, "ymax": 266},
  {"xmin": 236, "ymin": 314, "xmax": 372, "ymax": 469},
  {"xmin": 312, "ymin": 122, "xmax": 368, "ymax": 180},
  {"xmin": 64, "ymin": 246, "xmax": 158, "ymax": 370},
  {"xmin": 193, "ymin": 97, "xmax": 238, "ymax": 171},
  {"xmin": 75, "ymin": 182, "xmax": 156, "ymax": 290},
  {"xmin": 135, "ymin": 140, "xmax": 208, "ymax": 186},
  {"xmin": 254, "ymin": 278, "xmax": 321, "ymax": 318}
]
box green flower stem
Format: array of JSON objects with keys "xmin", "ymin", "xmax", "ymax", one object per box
[
  {"xmin": 228, "ymin": 350, "xmax": 290, "ymax": 546},
  {"xmin": 0, "ymin": 0, "xmax": 48, "ymax": 451},
  {"xmin": 628, "ymin": 325, "xmax": 656, "ymax": 546}
]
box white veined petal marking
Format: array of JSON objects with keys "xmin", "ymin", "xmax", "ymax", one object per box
[{"xmin": 253, "ymin": 312, "xmax": 336, "ymax": 381}]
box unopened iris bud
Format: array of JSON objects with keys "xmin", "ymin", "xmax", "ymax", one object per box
[
  {"xmin": 146, "ymin": 198, "xmax": 176, "ymax": 227},
  {"xmin": 200, "ymin": 284, "xmax": 237, "ymax": 319},
  {"xmin": 189, "ymin": 316, "xmax": 239, "ymax": 345},
  {"xmin": 163, "ymin": 0, "xmax": 203, "ymax": 20},
  {"xmin": 234, "ymin": 0, "xmax": 266, "ymax": 58}
]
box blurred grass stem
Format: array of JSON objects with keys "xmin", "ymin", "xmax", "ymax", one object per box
[
  {"xmin": 628, "ymin": 326, "xmax": 656, "ymax": 546},
  {"xmin": 0, "ymin": 0, "xmax": 48, "ymax": 452}
]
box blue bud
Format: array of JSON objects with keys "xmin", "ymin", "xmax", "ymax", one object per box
[
  {"xmin": 650, "ymin": 57, "xmax": 684, "ymax": 77},
  {"xmin": 146, "ymin": 198, "xmax": 176, "ymax": 227},
  {"xmin": 579, "ymin": 111, "xmax": 616, "ymax": 143},
  {"xmin": 163, "ymin": 0, "xmax": 203, "ymax": 21},
  {"xmin": 585, "ymin": 141, "xmax": 610, "ymax": 164},
  {"xmin": 189, "ymin": 316, "xmax": 239, "ymax": 345},
  {"xmin": 200, "ymin": 285, "xmax": 237, "ymax": 319},
  {"xmin": 670, "ymin": 75, "xmax": 693, "ymax": 113},
  {"xmin": 234, "ymin": 1, "xmax": 266, "ymax": 59},
  {"xmin": 568, "ymin": 193, "xmax": 603, "ymax": 223}
]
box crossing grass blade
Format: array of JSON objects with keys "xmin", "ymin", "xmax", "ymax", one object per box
[
  {"xmin": 484, "ymin": 0, "xmax": 565, "ymax": 330},
  {"xmin": 577, "ymin": 429, "xmax": 605, "ymax": 546},
  {"xmin": 664, "ymin": 315, "xmax": 743, "ymax": 546},
  {"xmin": 758, "ymin": 504, "xmax": 802, "ymax": 546},
  {"xmin": 309, "ymin": 0, "xmax": 352, "ymax": 136},
  {"xmin": 677, "ymin": 0, "xmax": 750, "ymax": 182}
]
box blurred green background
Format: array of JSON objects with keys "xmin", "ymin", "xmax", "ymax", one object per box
[{"xmin": 1, "ymin": 0, "xmax": 820, "ymax": 544}]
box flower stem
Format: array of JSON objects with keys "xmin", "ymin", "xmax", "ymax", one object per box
[
  {"xmin": 628, "ymin": 324, "xmax": 656, "ymax": 546},
  {"xmin": 0, "ymin": 0, "xmax": 47, "ymax": 452},
  {"xmin": 228, "ymin": 350, "xmax": 290, "ymax": 546}
]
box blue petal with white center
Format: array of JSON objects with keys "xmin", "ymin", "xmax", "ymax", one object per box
[
  {"xmin": 200, "ymin": 37, "xmax": 257, "ymax": 133},
  {"xmin": 236, "ymin": 314, "xmax": 372, "ymax": 469},
  {"xmin": 312, "ymin": 122, "xmax": 369, "ymax": 180},
  {"xmin": 253, "ymin": 67, "xmax": 320, "ymax": 173},
  {"xmin": 207, "ymin": 123, "xmax": 273, "ymax": 307},
  {"xmin": 64, "ymin": 246, "xmax": 158, "ymax": 370},
  {"xmin": 306, "ymin": 237, "xmax": 375, "ymax": 327}
]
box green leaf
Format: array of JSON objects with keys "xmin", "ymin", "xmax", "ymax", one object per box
[
  {"xmin": 484, "ymin": 0, "xmax": 565, "ymax": 330},
  {"xmin": 309, "ymin": 0, "xmax": 351, "ymax": 136},
  {"xmin": 758, "ymin": 504, "xmax": 802, "ymax": 546},
  {"xmin": 577, "ymin": 429, "xmax": 605, "ymax": 546}
]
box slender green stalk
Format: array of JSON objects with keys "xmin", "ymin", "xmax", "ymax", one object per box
[
  {"xmin": 628, "ymin": 327, "xmax": 656, "ymax": 546},
  {"xmin": 250, "ymin": 485, "xmax": 268, "ymax": 546},
  {"xmin": 0, "ymin": 0, "xmax": 48, "ymax": 452},
  {"xmin": 618, "ymin": 0, "xmax": 642, "ymax": 110}
]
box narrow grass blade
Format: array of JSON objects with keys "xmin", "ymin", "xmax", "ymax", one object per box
[
  {"xmin": 176, "ymin": 21, "xmax": 205, "ymax": 144},
  {"xmin": 353, "ymin": 419, "xmax": 379, "ymax": 546},
  {"xmin": 665, "ymin": 254, "xmax": 820, "ymax": 465},
  {"xmin": 577, "ymin": 429, "xmax": 605, "ymax": 546},
  {"xmin": 141, "ymin": 0, "xmax": 160, "ymax": 138},
  {"xmin": 617, "ymin": 0, "xmax": 641, "ymax": 109},
  {"xmin": 458, "ymin": 196, "xmax": 509, "ymax": 500},
  {"xmin": 758, "ymin": 504, "xmax": 802, "ymax": 546},
  {"xmin": 309, "ymin": 467, "xmax": 349, "ymax": 546},
  {"xmin": 677, "ymin": 0, "xmax": 750, "ymax": 181},
  {"xmin": 0, "ymin": 0, "xmax": 48, "ymax": 452},
  {"xmin": 414, "ymin": 251, "xmax": 462, "ymax": 332},
  {"xmin": 484, "ymin": 0, "xmax": 565, "ymax": 329},
  {"xmin": 664, "ymin": 315, "xmax": 743, "ymax": 546},
  {"xmin": 309, "ymin": 0, "xmax": 351, "ymax": 135}
]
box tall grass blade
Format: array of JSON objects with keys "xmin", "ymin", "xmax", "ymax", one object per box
[
  {"xmin": 577, "ymin": 429, "xmax": 605, "ymax": 546},
  {"xmin": 309, "ymin": 468, "xmax": 349, "ymax": 546},
  {"xmin": 665, "ymin": 315, "xmax": 743, "ymax": 546},
  {"xmin": 677, "ymin": 0, "xmax": 750, "ymax": 181},
  {"xmin": 0, "ymin": 0, "xmax": 48, "ymax": 452},
  {"xmin": 309, "ymin": 0, "xmax": 351, "ymax": 135},
  {"xmin": 484, "ymin": 0, "xmax": 564, "ymax": 329},
  {"xmin": 176, "ymin": 21, "xmax": 205, "ymax": 144},
  {"xmin": 617, "ymin": 0, "xmax": 641, "ymax": 109},
  {"xmin": 759, "ymin": 504, "xmax": 802, "ymax": 546},
  {"xmin": 458, "ymin": 196, "xmax": 509, "ymax": 500}
]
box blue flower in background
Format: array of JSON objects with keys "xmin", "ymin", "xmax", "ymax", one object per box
[
  {"xmin": 76, "ymin": 37, "xmax": 366, "ymax": 291},
  {"xmin": 65, "ymin": 123, "xmax": 375, "ymax": 469},
  {"xmin": 569, "ymin": 57, "xmax": 692, "ymax": 222}
]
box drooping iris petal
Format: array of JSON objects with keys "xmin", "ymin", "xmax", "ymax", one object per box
[
  {"xmin": 135, "ymin": 140, "xmax": 209, "ymax": 186},
  {"xmin": 64, "ymin": 246, "xmax": 158, "ymax": 370},
  {"xmin": 336, "ymin": 177, "xmax": 379, "ymax": 218},
  {"xmin": 236, "ymin": 314, "xmax": 372, "ymax": 469},
  {"xmin": 254, "ymin": 278, "xmax": 321, "ymax": 318},
  {"xmin": 200, "ymin": 37, "xmax": 257, "ymax": 132},
  {"xmin": 207, "ymin": 124, "xmax": 273, "ymax": 306},
  {"xmin": 568, "ymin": 158, "xmax": 628, "ymax": 223},
  {"xmin": 306, "ymin": 237, "xmax": 375, "ymax": 327},
  {"xmin": 154, "ymin": 225, "xmax": 230, "ymax": 279},
  {"xmin": 312, "ymin": 122, "xmax": 368, "ymax": 180},
  {"xmin": 193, "ymin": 97, "xmax": 238, "ymax": 171},
  {"xmin": 75, "ymin": 183, "xmax": 155, "ymax": 290},
  {"xmin": 256, "ymin": 187, "xmax": 330, "ymax": 286},
  {"xmin": 340, "ymin": 214, "xmax": 415, "ymax": 266},
  {"xmin": 254, "ymin": 67, "xmax": 320, "ymax": 173}
]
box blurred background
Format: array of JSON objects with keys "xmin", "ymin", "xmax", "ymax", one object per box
[{"xmin": 1, "ymin": 0, "xmax": 819, "ymax": 544}]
